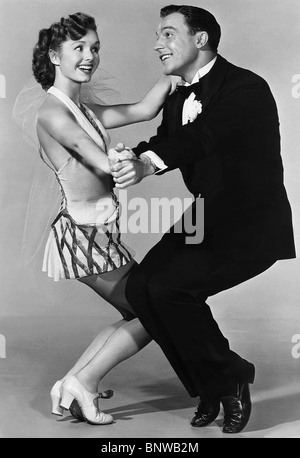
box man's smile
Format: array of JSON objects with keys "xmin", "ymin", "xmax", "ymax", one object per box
[{"xmin": 159, "ymin": 54, "xmax": 172, "ymax": 61}]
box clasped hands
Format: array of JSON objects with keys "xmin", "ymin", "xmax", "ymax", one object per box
[{"xmin": 108, "ymin": 143, "xmax": 153, "ymax": 189}]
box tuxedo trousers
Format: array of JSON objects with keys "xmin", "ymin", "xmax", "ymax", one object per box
[{"xmin": 125, "ymin": 226, "xmax": 275, "ymax": 400}]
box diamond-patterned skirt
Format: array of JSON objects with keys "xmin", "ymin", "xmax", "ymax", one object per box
[{"xmin": 42, "ymin": 207, "xmax": 133, "ymax": 281}]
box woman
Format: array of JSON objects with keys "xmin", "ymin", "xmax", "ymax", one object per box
[{"xmin": 31, "ymin": 12, "xmax": 172, "ymax": 425}]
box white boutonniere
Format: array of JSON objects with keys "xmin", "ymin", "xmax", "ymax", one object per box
[{"xmin": 186, "ymin": 92, "xmax": 202, "ymax": 123}]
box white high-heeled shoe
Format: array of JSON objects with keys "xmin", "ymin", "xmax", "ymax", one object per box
[
  {"xmin": 50, "ymin": 380, "xmax": 64, "ymax": 416},
  {"xmin": 60, "ymin": 376, "xmax": 113, "ymax": 425}
]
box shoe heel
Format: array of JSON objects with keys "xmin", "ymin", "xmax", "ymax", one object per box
[
  {"xmin": 51, "ymin": 394, "xmax": 64, "ymax": 416},
  {"xmin": 50, "ymin": 380, "xmax": 63, "ymax": 416},
  {"xmin": 248, "ymin": 363, "xmax": 255, "ymax": 384},
  {"xmin": 60, "ymin": 389, "xmax": 75, "ymax": 410}
]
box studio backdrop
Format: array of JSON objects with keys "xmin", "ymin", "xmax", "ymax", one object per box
[{"xmin": 0, "ymin": 0, "xmax": 299, "ymax": 356}]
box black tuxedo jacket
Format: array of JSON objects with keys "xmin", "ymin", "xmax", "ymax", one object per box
[{"xmin": 133, "ymin": 55, "xmax": 296, "ymax": 262}]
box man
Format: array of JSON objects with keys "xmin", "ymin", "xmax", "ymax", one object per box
[{"xmin": 109, "ymin": 5, "xmax": 295, "ymax": 433}]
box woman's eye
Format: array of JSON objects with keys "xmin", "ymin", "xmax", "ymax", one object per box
[{"xmin": 75, "ymin": 46, "xmax": 83, "ymax": 51}]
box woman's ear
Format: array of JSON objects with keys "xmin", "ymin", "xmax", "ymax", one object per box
[{"xmin": 48, "ymin": 49, "xmax": 60, "ymax": 66}]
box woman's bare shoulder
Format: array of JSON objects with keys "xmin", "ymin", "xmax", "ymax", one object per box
[{"xmin": 37, "ymin": 95, "xmax": 73, "ymax": 128}]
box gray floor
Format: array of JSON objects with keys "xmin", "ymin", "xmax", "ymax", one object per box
[{"xmin": 1, "ymin": 314, "xmax": 300, "ymax": 439}]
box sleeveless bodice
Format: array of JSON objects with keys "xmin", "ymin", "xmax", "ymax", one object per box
[
  {"xmin": 55, "ymin": 156, "xmax": 117, "ymax": 224},
  {"xmin": 41, "ymin": 86, "xmax": 133, "ymax": 281},
  {"xmin": 40, "ymin": 86, "xmax": 117, "ymax": 225}
]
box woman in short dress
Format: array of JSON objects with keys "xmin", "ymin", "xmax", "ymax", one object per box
[{"xmin": 32, "ymin": 12, "xmax": 172, "ymax": 425}]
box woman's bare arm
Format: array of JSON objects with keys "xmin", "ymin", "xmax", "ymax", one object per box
[
  {"xmin": 37, "ymin": 99, "xmax": 111, "ymax": 174},
  {"xmin": 87, "ymin": 75, "xmax": 173, "ymax": 129}
]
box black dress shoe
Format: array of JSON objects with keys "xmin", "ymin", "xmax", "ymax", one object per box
[
  {"xmin": 221, "ymin": 362, "xmax": 255, "ymax": 434},
  {"xmin": 191, "ymin": 397, "xmax": 220, "ymax": 427}
]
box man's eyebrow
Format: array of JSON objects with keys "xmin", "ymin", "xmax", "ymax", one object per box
[{"xmin": 156, "ymin": 26, "xmax": 177, "ymax": 37}]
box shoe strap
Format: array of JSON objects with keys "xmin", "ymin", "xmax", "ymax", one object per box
[
  {"xmin": 99, "ymin": 389, "xmax": 114, "ymax": 399},
  {"xmin": 93, "ymin": 390, "xmax": 114, "ymax": 411}
]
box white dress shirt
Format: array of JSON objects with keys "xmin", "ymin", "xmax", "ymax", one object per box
[
  {"xmin": 182, "ymin": 56, "xmax": 217, "ymax": 125},
  {"xmin": 143, "ymin": 56, "xmax": 217, "ymax": 173}
]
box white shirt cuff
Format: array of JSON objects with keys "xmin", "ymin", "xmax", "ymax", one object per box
[{"xmin": 142, "ymin": 151, "xmax": 168, "ymax": 173}]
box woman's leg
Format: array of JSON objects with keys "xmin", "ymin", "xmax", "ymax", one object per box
[
  {"xmin": 73, "ymin": 260, "xmax": 151, "ymax": 392},
  {"xmin": 60, "ymin": 259, "xmax": 151, "ymax": 386},
  {"xmin": 57, "ymin": 259, "xmax": 151, "ymax": 424},
  {"xmin": 50, "ymin": 319, "xmax": 127, "ymax": 416},
  {"xmin": 59, "ymin": 314, "xmax": 151, "ymax": 425},
  {"xmin": 78, "ymin": 259, "xmax": 138, "ymax": 320},
  {"xmin": 76, "ymin": 317, "xmax": 151, "ymax": 393},
  {"xmin": 60, "ymin": 319, "xmax": 127, "ymax": 383}
]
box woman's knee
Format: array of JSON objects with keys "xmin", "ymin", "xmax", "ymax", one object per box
[{"xmin": 78, "ymin": 271, "xmax": 137, "ymax": 321}]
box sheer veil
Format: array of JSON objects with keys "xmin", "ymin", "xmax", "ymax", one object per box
[{"xmin": 12, "ymin": 68, "xmax": 122, "ymax": 265}]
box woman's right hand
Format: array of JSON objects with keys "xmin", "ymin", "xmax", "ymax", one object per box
[{"xmin": 108, "ymin": 143, "xmax": 136, "ymax": 171}]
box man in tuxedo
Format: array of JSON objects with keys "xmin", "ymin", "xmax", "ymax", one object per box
[{"xmin": 110, "ymin": 5, "xmax": 295, "ymax": 433}]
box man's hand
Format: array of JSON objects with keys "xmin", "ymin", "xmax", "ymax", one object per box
[
  {"xmin": 108, "ymin": 143, "xmax": 136, "ymax": 168},
  {"xmin": 110, "ymin": 152, "xmax": 156, "ymax": 189}
]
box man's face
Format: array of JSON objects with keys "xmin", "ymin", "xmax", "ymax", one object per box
[{"xmin": 155, "ymin": 12, "xmax": 200, "ymax": 82}]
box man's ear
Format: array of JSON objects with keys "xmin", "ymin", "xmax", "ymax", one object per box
[
  {"xmin": 195, "ymin": 31, "xmax": 209, "ymax": 49},
  {"xmin": 49, "ymin": 49, "xmax": 60, "ymax": 66}
]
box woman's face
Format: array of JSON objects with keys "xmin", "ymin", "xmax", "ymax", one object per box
[{"xmin": 53, "ymin": 29, "xmax": 100, "ymax": 84}]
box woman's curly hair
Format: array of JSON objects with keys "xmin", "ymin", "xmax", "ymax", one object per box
[{"xmin": 32, "ymin": 12, "xmax": 97, "ymax": 91}]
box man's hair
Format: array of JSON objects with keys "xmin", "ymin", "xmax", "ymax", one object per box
[{"xmin": 160, "ymin": 5, "xmax": 221, "ymax": 52}]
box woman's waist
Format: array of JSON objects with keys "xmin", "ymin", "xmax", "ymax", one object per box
[
  {"xmin": 58, "ymin": 168, "xmax": 114, "ymax": 200},
  {"xmin": 63, "ymin": 193, "xmax": 119, "ymax": 225}
]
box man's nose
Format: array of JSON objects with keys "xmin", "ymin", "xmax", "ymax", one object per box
[{"xmin": 154, "ymin": 37, "xmax": 165, "ymax": 52}]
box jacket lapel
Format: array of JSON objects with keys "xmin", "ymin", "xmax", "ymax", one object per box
[
  {"xmin": 200, "ymin": 55, "xmax": 228, "ymax": 111},
  {"xmin": 167, "ymin": 54, "xmax": 229, "ymax": 133},
  {"xmin": 167, "ymin": 91, "xmax": 185, "ymax": 134}
]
